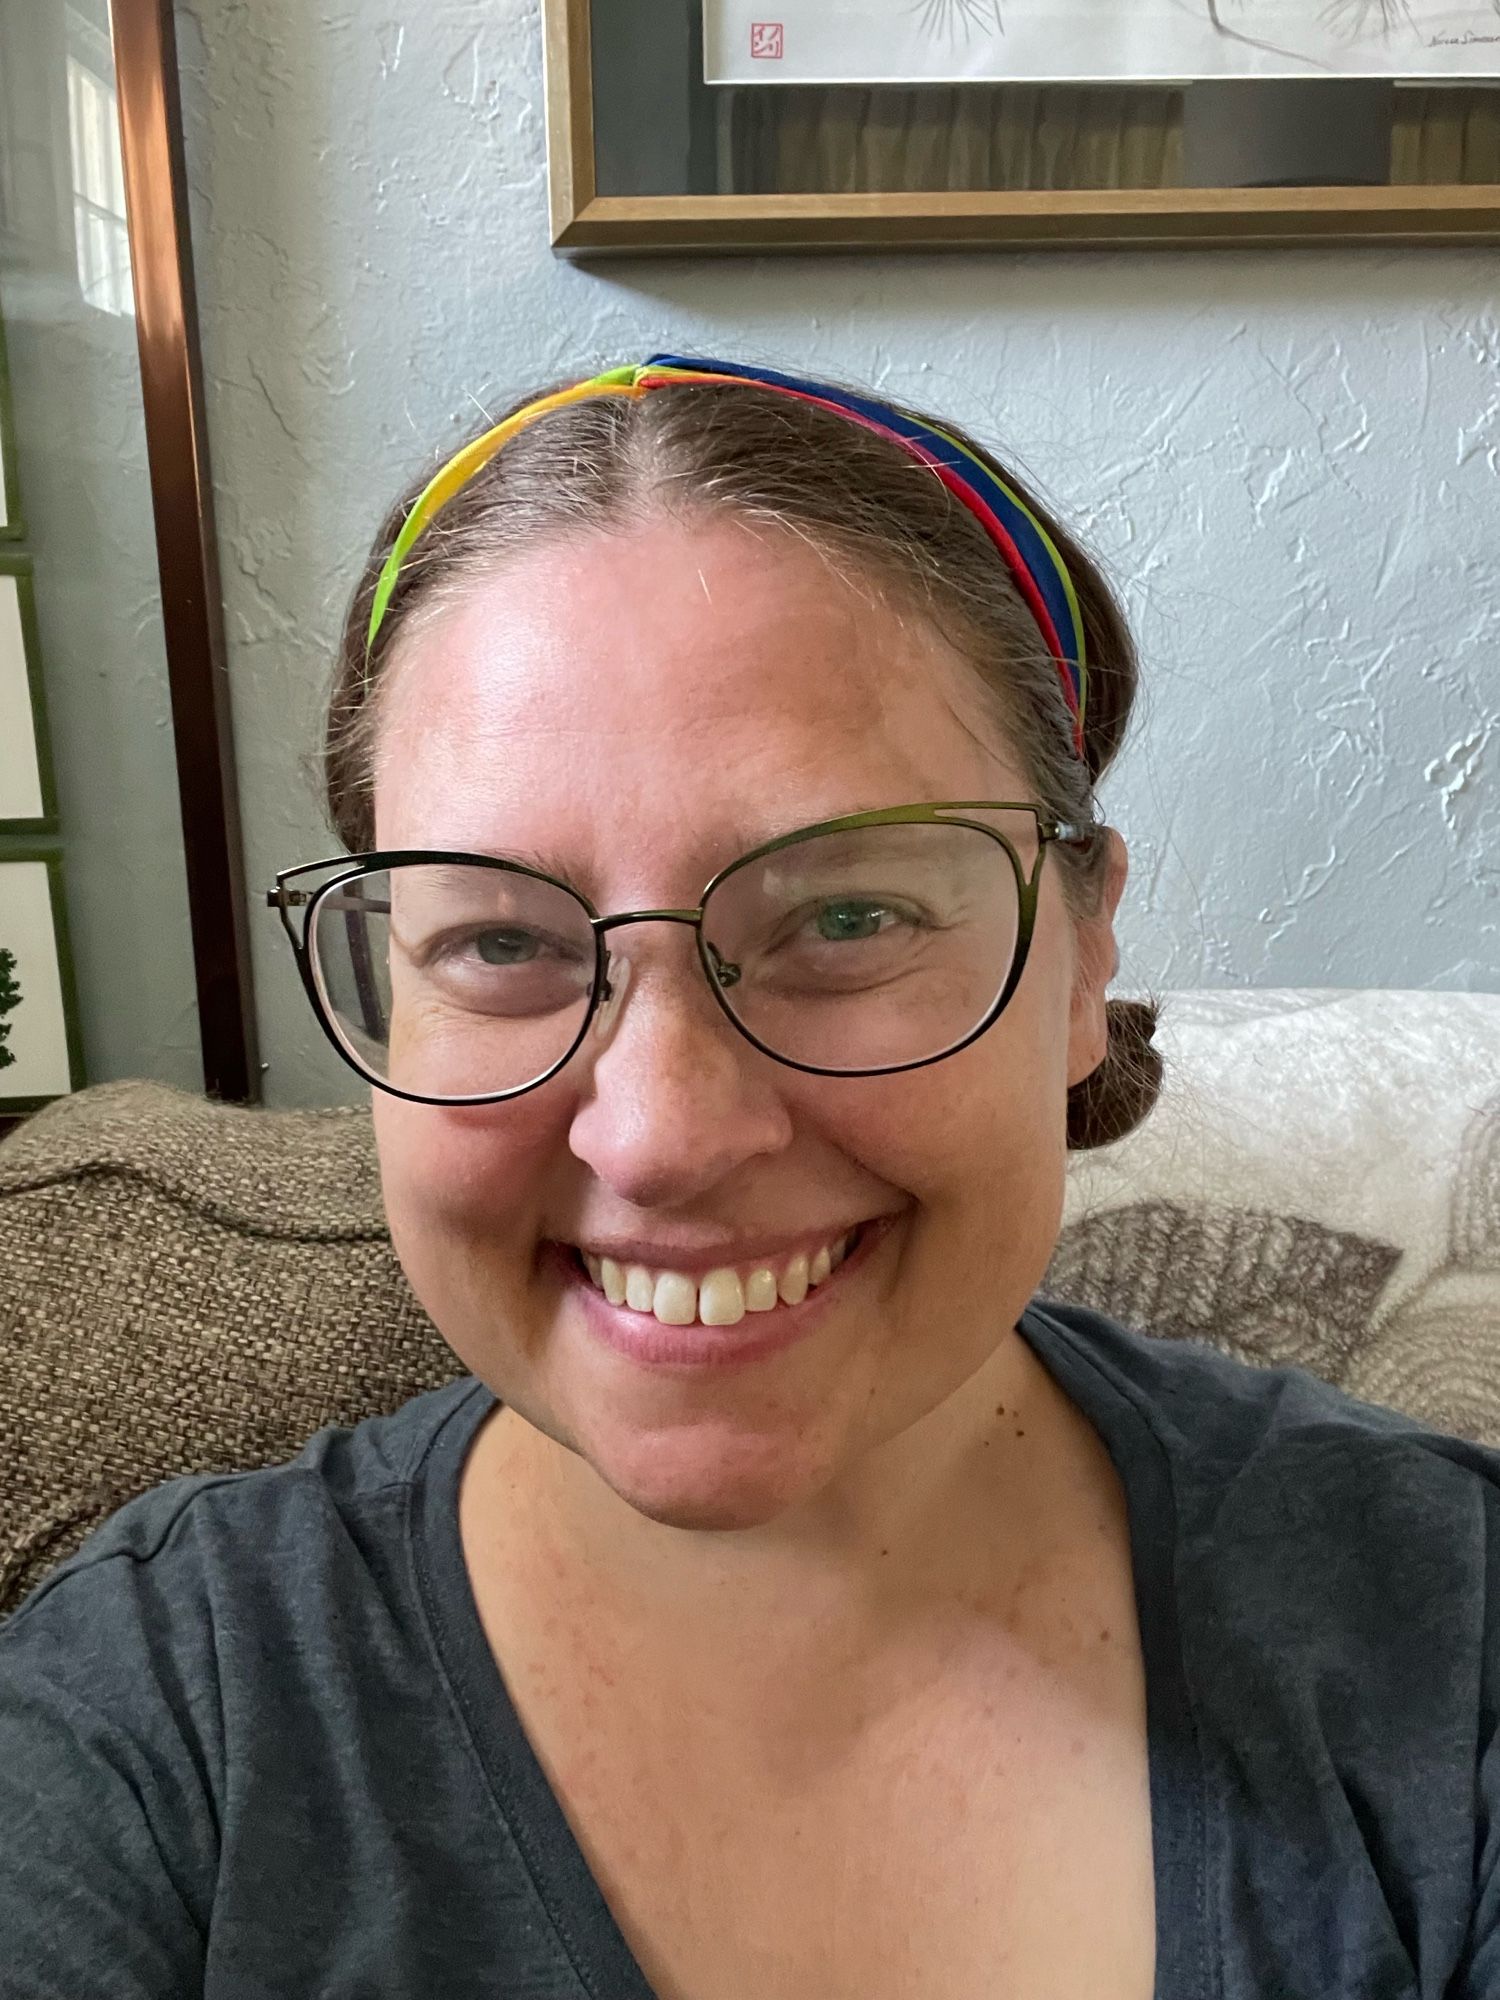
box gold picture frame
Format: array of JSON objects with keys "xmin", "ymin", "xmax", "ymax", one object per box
[
  {"xmin": 0, "ymin": 312, "xmax": 23, "ymax": 541},
  {"xmin": 0, "ymin": 556, "xmax": 58, "ymax": 837},
  {"xmin": 544, "ymin": 0, "xmax": 1500, "ymax": 252}
]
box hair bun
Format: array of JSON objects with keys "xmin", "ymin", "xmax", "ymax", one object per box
[{"xmin": 1066, "ymin": 997, "xmax": 1163, "ymax": 1152}]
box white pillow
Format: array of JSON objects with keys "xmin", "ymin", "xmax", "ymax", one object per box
[{"xmin": 1048, "ymin": 989, "xmax": 1500, "ymax": 1439}]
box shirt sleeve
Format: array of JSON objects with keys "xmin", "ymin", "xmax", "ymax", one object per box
[
  {"xmin": 1448, "ymin": 1478, "xmax": 1500, "ymax": 1999},
  {"xmin": 0, "ymin": 1527, "xmax": 220, "ymax": 1998}
]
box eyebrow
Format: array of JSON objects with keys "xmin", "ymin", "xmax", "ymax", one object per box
[
  {"xmin": 450, "ymin": 842, "xmax": 588, "ymax": 883},
  {"xmin": 429, "ymin": 805, "xmax": 918, "ymax": 889}
]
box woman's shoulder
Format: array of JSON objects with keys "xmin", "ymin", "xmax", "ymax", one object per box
[
  {"xmin": 0, "ymin": 1380, "xmax": 498, "ymax": 1985},
  {"xmin": 1032, "ymin": 1288, "xmax": 1500, "ymax": 1464},
  {"xmin": 1031, "ymin": 1296, "xmax": 1500, "ymax": 1925},
  {"xmin": 1027, "ymin": 1295, "xmax": 1500, "ymax": 1640},
  {"xmin": 2, "ymin": 1373, "xmax": 489, "ymax": 1643}
]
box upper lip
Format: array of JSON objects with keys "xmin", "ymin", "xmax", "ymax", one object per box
[{"xmin": 561, "ymin": 1217, "xmax": 890, "ymax": 1278}]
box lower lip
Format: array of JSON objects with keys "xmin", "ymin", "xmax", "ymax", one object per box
[{"xmin": 549, "ymin": 1219, "xmax": 890, "ymax": 1372}]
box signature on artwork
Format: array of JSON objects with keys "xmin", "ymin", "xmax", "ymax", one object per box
[
  {"xmin": 1209, "ymin": 0, "xmax": 1500, "ymax": 64},
  {"xmin": 1316, "ymin": 0, "xmax": 1500, "ymax": 36}
]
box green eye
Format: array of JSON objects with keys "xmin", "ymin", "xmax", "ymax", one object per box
[
  {"xmin": 815, "ymin": 901, "xmax": 898, "ymax": 942},
  {"xmin": 474, "ymin": 928, "xmax": 541, "ymax": 965}
]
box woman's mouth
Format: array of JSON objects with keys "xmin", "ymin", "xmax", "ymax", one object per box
[
  {"xmin": 549, "ymin": 1220, "xmax": 887, "ymax": 1370},
  {"xmin": 582, "ymin": 1225, "xmax": 860, "ymax": 1324}
]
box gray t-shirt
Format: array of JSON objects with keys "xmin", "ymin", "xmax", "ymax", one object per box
[{"xmin": 3, "ymin": 1299, "xmax": 1499, "ymax": 1998}]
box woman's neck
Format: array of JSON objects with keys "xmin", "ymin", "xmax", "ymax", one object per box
[{"xmin": 460, "ymin": 1330, "xmax": 1118, "ymax": 1671}]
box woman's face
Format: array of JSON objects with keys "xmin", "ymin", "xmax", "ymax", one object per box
[{"xmin": 373, "ymin": 513, "xmax": 1125, "ymax": 1529}]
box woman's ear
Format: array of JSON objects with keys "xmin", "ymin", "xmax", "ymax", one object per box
[{"xmin": 1066, "ymin": 827, "xmax": 1128, "ymax": 1090}]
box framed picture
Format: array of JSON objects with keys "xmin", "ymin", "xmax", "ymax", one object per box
[
  {"xmin": 0, "ymin": 849, "xmax": 85, "ymax": 1115},
  {"xmin": 544, "ymin": 0, "xmax": 1500, "ymax": 251},
  {"xmin": 0, "ymin": 311, "xmax": 22, "ymax": 541},
  {"xmin": 0, "ymin": 555, "xmax": 58, "ymax": 835}
]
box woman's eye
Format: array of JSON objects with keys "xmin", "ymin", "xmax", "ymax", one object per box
[
  {"xmin": 471, "ymin": 927, "xmax": 542, "ymax": 965},
  {"xmin": 423, "ymin": 925, "xmax": 569, "ymax": 970},
  {"xmin": 813, "ymin": 900, "xmax": 906, "ymax": 942}
]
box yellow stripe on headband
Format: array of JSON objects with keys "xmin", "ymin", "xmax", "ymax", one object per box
[
  {"xmin": 365, "ymin": 367, "xmax": 649, "ymax": 653},
  {"xmin": 367, "ymin": 361, "xmax": 866, "ymax": 656}
]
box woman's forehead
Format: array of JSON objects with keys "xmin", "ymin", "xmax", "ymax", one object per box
[{"xmin": 374, "ymin": 517, "xmax": 1025, "ymax": 861}]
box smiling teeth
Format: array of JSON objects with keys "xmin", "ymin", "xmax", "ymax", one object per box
[
  {"xmin": 778, "ymin": 1253, "xmax": 809, "ymax": 1308},
  {"xmin": 624, "ymin": 1265, "xmax": 654, "ymax": 1312},
  {"xmin": 581, "ymin": 1231, "xmax": 857, "ymax": 1329}
]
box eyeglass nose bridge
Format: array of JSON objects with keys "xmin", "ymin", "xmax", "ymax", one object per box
[
  {"xmin": 595, "ymin": 908, "xmax": 702, "ymax": 937},
  {"xmin": 591, "ymin": 907, "xmax": 743, "ymax": 1044}
]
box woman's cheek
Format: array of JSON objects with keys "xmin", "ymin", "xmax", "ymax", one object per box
[
  {"xmin": 374, "ymin": 1092, "xmax": 564, "ymax": 1268},
  {"xmin": 870, "ymin": 1048, "xmax": 1057, "ymax": 1194}
]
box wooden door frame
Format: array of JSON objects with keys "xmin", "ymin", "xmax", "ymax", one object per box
[{"xmin": 110, "ymin": 0, "xmax": 257, "ymax": 1103}]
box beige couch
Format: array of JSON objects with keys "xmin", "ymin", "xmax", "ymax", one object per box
[{"xmin": 2, "ymin": 987, "xmax": 1497, "ymax": 1616}]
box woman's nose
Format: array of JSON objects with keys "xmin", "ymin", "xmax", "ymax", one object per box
[{"xmin": 567, "ymin": 944, "xmax": 794, "ymax": 1209}]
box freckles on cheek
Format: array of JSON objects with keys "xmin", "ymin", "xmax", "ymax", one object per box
[
  {"xmin": 878, "ymin": 1045, "xmax": 1066, "ymax": 1238},
  {"xmin": 375, "ymin": 1097, "xmax": 563, "ymax": 1262}
]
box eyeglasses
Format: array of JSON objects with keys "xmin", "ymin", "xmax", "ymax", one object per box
[{"xmin": 266, "ymin": 802, "xmax": 1093, "ymax": 1107}]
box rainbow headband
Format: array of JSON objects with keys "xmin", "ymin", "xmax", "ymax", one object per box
[{"xmin": 367, "ymin": 354, "xmax": 1087, "ymax": 759}]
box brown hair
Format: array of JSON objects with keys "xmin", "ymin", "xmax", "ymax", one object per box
[{"xmin": 322, "ymin": 370, "xmax": 1161, "ymax": 1149}]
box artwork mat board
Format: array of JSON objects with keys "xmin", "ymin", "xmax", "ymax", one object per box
[
  {"xmin": 0, "ymin": 556, "xmax": 58, "ymax": 834},
  {"xmin": 0, "ymin": 848, "xmax": 84, "ymax": 1110},
  {"xmin": 704, "ymin": 0, "xmax": 1500, "ymax": 85}
]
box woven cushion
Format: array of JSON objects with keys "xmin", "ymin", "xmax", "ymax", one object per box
[{"xmin": 0, "ymin": 1081, "xmax": 457, "ymax": 1612}]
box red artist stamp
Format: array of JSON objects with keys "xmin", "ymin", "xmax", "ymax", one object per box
[{"xmin": 750, "ymin": 22, "xmax": 784, "ymax": 59}]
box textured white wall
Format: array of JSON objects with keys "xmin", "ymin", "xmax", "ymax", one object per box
[{"xmin": 175, "ymin": 0, "xmax": 1499, "ymax": 1109}]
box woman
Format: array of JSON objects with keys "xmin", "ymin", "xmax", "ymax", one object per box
[{"xmin": 2, "ymin": 355, "xmax": 1497, "ymax": 2000}]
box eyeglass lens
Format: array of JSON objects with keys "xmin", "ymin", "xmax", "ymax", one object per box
[{"xmin": 309, "ymin": 822, "xmax": 1023, "ymax": 1100}]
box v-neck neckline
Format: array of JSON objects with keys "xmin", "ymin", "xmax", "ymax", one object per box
[{"xmin": 411, "ymin": 1303, "xmax": 1210, "ymax": 2000}]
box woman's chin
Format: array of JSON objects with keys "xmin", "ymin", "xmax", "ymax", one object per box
[{"xmin": 580, "ymin": 1421, "xmax": 831, "ymax": 1533}]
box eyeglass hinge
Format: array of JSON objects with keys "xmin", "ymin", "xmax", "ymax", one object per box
[{"xmin": 1045, "ymin": 819, "xmax": 1096, "ymax": 848}]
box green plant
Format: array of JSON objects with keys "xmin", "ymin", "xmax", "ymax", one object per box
[{"xmin": 0, "ymin": 945, "xmax": 22, "ymax": 1072}]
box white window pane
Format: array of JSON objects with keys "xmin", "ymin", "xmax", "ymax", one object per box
[{"xmin": 66, "ymin": 52, "xmax": 133, "ymax": 315}]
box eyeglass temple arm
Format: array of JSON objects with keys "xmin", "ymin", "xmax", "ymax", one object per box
[{"xmin": 265, "ymin": 888, "xmax": 393, "ymax": 914}]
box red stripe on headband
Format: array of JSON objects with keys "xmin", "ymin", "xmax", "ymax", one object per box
[
  {"xmin": 638, "ymin": 367, "xmax": 1085, "ymax": 759},
  {"xmin": 926, "ymin": 461, "xmax": 1085, "ymax": 761}
]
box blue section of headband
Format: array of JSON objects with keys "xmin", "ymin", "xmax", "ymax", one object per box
[{"xmin": 644, "ymin": 352, "xmax": 1085, "ymax": 689}]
